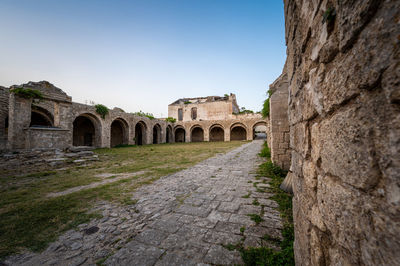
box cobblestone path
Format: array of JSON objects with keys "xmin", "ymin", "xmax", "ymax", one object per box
[{"xmin": 4, "ymin": 140, "xmax": 283, "ymax": 266}]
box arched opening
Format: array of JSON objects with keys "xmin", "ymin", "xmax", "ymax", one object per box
[
  {"xmin": 30, "ymin": 107, "xmax": 53, "ymax": 127},
  {"xmin": 73, "ymin": 114, "xmax": 100, "ymax": 147},
  {"xmin": 230, "ymin": 125, "xmax": 247, "ymax": 141},
  {"xmin": 191, "ymin": 126, "xmax": 204, "ymax": 142},
  {"xmin": 253, "ymin": 122, "xmax": 267, "ymax": 140},
  {"xmin": 110, "ymin": 118, "xmax": 128, "ymax": 147},
  {"xmin": 135, "ymin": 121, "xmax": 147, "ymax": 145},
  {"xmin": 209, "ymin": 125, "xmax": 224, "ymax": 142},
  {"xmin": 153, "ymin": 124, "xmax": 161, "ymax": 144},
  {"xmin": 175, "ymin": 127, "xmax": 186, "ymax": 143},
  {"xmin": 166, "ymin": 126, "xmax": 173, "ymax": 143}
]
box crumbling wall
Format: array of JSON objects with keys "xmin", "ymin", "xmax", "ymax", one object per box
[
  {"xmin": 269, "ymin": 72, "xmax": 290, "ymax": 170},
  {"xmin": 284, "ymin": 0, "xmax": 400, "ymax": 265},
  {"xmin": 0, "ymin": 87, "xmax": 9, "ymax": 151}
]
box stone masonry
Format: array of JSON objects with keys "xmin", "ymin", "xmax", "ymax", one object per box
[
  {"xmin": 284, "ymin": 0, "xmax": 400, "ymax": 265},
  {"xmin": 1, "ymin": 82, "xmax": 268, "ymax": 152},
  {"xmin": 269, "ymin": 70, "xmax": 291, "ymax": 171}
]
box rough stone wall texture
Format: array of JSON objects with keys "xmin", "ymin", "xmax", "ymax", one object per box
[
  {"xmin": 0, "ymin": 87, "xmax": 9, "ymax": 151},
  {"xmin": 269, "ymin": 72, "xmax": 291, "ymax": 170},
  {"xmin": 284, "ymin": 0, "xmax": 400, "ymax": 265}
]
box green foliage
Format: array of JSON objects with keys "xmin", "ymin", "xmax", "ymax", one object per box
[
  {"xmin": 184, "ymin": 101, "xmax": 191, "ymax": 104},
  {"xmin": 259, "ymin": 142, "xmax": 271, "ymax": 158},
  {"xmin": 95, "ymin": 104, "xmax": 109, "ymax": 119},
  {"xmin": 247, "ymin": 214, "xmax": 263, "ymax": 224},
  {"xmin": 252, "ymin": 199, "xmax": 260, "ymax": 206},
  {"xmin": 165, "ymin": 117, "xmax": 176, "ymax": 123},
  {"xmin": 238, "ymin": 107, "xmax": 254, "ymax": 114},
  {"xmin": 322, "ymin": 7, "xmax": 336, "ymax": 24},
  {"xmin": 11, "ymin": 87, "xmax": 43, "ymax": 100},
  {"xmin": 133, "ymin": 111, "xmax": 155, "ymax": 120},
  {"xmin": 262, "ymin": 98, "xmax": 270, "ymax": 118},
  {"xmin": 224, "ymin": 93, "xmax": 229, "ymax": 97}
]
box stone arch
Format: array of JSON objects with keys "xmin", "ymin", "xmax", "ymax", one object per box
[
  {"xmin": 252, "ymin": 121, "xmax": 267, "ymax": 140},
  {"xmin": 135, "ymin": 121, "xmax": 147, "ymax": 145},
  {"xmin": 190, "ymin": 125, "xmax": 204, "ymax": 142},
  {"xmin": 30, "ymin": 106, "xmax": 54, "ymax": 127},
  {"xmin": 73, "ymin": 113, "xmax": 102, "ymax": 147},
  {"xmin": 166, "ymin": 125, "xmax": 173, "ymax": 143},
  {"xmin": 110, "ymin": 118, "xmax": 129, "ymax": 147},
  {"xmin": 230, "ymin": 123, "xmax": 247, "ymax": 141},
  {"xmin": 209, "ymin": 124, "xmax": 225, "ymax": 142},
  {"xmin": 153, "ymin": 123, "xmax": 162, "ymax": 144},
  {"xmin": 174, "ymin": 126, "xmax": 186, "ymax": 143}
]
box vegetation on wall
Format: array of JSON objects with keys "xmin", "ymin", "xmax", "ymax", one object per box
[
  {"xmin": 132, "ymin": 111, "xmax": 155, "ymax": 120},
  {"xmin": 184, "ymin": 101, "xmax": 191, "ymax": 104},
  {"xmin": 11, "ymin": 87, "xmax": 43, "ymax": 100},
  {"xmin": 95, "ymin": 104, "xmax": 109, "ymax": 119},
  {"xmin": 165, "ymin": 117, "xmax": 176, "ymax": 123},
  {"xmin": 238, "ymin": 107, "xmax": 254, "ymax": 114},
  {"xmin": 261, "ymin": 89, "xmax": 272, "ymax": 118}
]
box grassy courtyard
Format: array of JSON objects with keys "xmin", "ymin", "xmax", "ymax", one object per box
[{"xmin": 0, "ymin": 141, "xmax": 246, "ymax": 258}]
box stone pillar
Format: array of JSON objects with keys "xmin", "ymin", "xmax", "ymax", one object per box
[
  {"xmin": 224, "ymin": 129, "xmax": 230, "ymax": 142},
  {"xmin": 8, "ymin": 93, "xmax": 32, "ymax": 149},
  {"xmin": 204, "ymin": 128, "xmax": 210, "ymax": 142},
  {"xmin": 269, "ymin": 72, "xmax": 290, "ymax": 170}
]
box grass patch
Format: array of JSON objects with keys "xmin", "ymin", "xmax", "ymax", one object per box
[
  {"xmin": 252, "ymin": 199, "xmax": 260, "ymax": 206},
  {"xmin": 0, "ymin": 141, "xmax": 244, "ymax": 259},
  {"xmin": 242, "ymin": 192, "xmax": 251, "ymax": 199},
  {"xmin": 247, "ymin": 214, "xmax": 263, "ymax": 224},
  {"xmin": 239, "ymin": 141, "xmax": 294, "ymax": 265}
]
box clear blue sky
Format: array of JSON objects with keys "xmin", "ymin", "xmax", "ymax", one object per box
[{"xmin": 0, "ymin": 0, "xmax": 286, "ymax": 117}]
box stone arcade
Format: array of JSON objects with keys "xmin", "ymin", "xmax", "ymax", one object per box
[{"xmin": 0, "ymin": 81, "xmax": 268, "ymax": 152}]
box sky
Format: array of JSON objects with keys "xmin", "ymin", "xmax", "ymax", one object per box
[{"xmin": 0, "ymin": 0, "xmax": 286, "ymax": 117}]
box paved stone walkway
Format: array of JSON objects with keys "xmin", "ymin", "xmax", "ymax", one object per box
[{"xmin": 4, "ymin": 140, "xmax": 283, "ymax": 266}]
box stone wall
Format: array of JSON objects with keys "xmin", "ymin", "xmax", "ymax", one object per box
[
  {"xmin": 269, "ymin": 71, "xmax": 290, "ymax": 170},
  {"xmin": 284, "ymin": 0, "xmax": 400, "ymax": 265},
  {"xmin": 0, "ymin": 87, "xmax": 9, "ymax": 151}
]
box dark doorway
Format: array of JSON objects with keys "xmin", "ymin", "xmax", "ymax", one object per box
[
  {"xmin": 73, "ymin": 116, "xmax": 96, "ymax": 146},
  {"xmin": 175, "ymin": 128, "xmax": 185, "ymax": 142},
  {"xmin": 135, "ymin": 122, "xmax": 146, "ymax": 145},
  {"xmin": 111, "ymin": 119, "xmax": 127, "ymax": 147},
  {"xmin": 230, "ymin": 126, "xmax": 247, "ymax": 141},
  {"xmin": 210, "ymin": 126, "xmax": 224, "ymax": 142},
  {"xmin": 191, "ymin": 127, "xmax": 204, "ymax": 142}
]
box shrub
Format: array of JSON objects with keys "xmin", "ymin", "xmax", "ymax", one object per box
[
  {"xmin": 165, "ymin": 117, "xmax": 176, "ymax": 123},
  {"xmin": 11, "ymin": 87, "xmax": 43, "ymax": 100},
  {"xmin": 133, "ymin": 111, "xmax": 154, "ymax": 120},
  {"xmin": 95, "ymin": 104, "xmax": 109, "ymax": 119},
  {"xmin": 184, "ymin": 101, "xmax": 191, "ymax": 104}
]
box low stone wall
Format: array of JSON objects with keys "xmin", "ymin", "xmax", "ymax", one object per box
[
  {"xmin": 284, "ymin": 0, "xmax": 400, "ymax": 264},
  {"xmin": 24, "ymin": 128, "xmax": 71, "ymax": 150}
]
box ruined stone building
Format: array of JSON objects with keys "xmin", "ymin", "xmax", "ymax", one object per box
[
  {"xmin": 169, "ymin": 94, "xmax": 267, "ymax": 142},
  {"xmin": 267, "ymin": 0, "xmax": 400, "ymax": 265},
  {"xmin": 0, "ymin": 82, "xmax": 267, "ymax": 153}
]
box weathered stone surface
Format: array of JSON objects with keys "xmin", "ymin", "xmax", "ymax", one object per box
[{"xmin": 283, "ymin": 0, "xmax": 400, "ymax": 264}]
